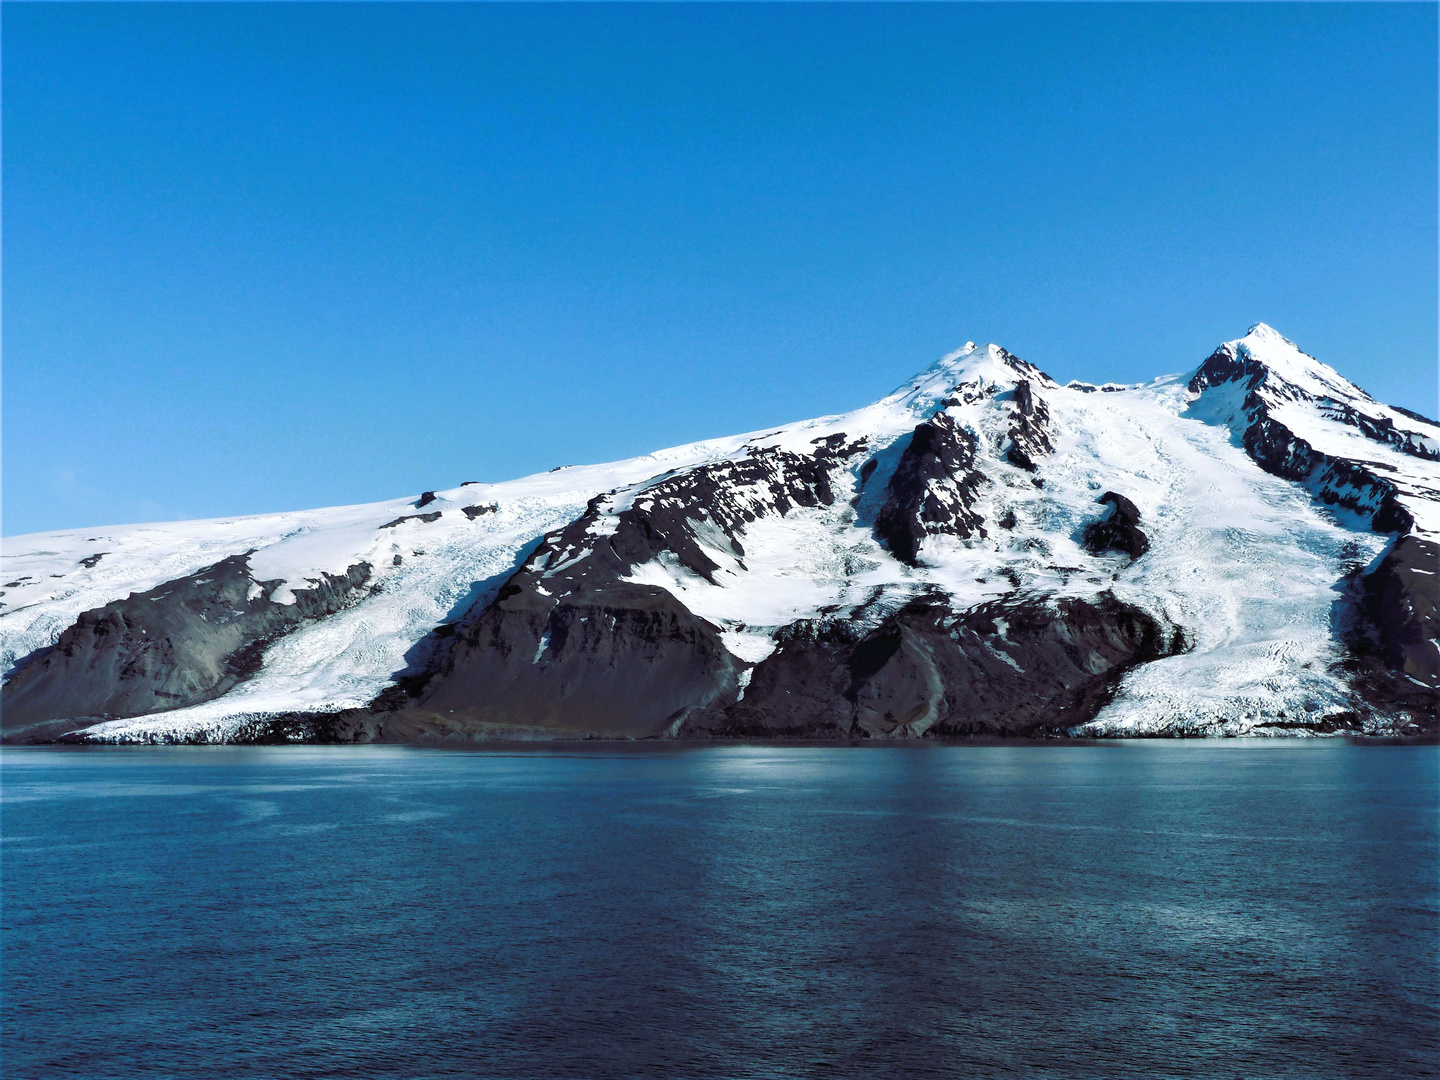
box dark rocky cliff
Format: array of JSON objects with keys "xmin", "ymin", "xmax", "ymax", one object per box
[
  {"xmin": 369, "ymin": 439, "xmax": 865, "ymax": 739},
  {"xmin": 1365, "ymin": 535, "xmax": 1439, "ymax": 689},
  {"xmin": 1187, "ymin": 344, "xmax": 1431, "ymax": 535},
  {"xmin": 2, "ymin": 555, "xmax": 370, "ymax": 743},
  {"xmin": 680, "ymin": 594, "xmax": 1178, "ymax": 739},
  {"xmin": 1188, "ymin": 341, "xmax": 1438, "ymax": 724},
  {"xmin": 874, "ymin": 412, "xmax": 989, "ymax": 564},
  {"xmin": 4, "ymin": 330, "xmax": 1433, "ymax": 744}
]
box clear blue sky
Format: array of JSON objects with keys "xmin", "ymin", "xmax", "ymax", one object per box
[{"xmin": 5, "ymin": 3, "xmax": 1436, "ymax": 536}]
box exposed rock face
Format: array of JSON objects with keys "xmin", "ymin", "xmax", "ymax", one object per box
[
  {"xmin": 872, "ymin": 357, "xmax": 1056, "ymax": 566},
  {"xmin": 4, "ymin": 325, "xmax": 1433, "ymax": 744},
  {"xmin": 1363, "ymin": 536, "xmax": 1439, "ymax": 689},
  {"xmin": 597, "ymin": 440, "xmax": 861, "ymax": 582},
  {"xmin": 1188, "ymin": 340, "xmax": 1433, "ymax": 535},
  {"xmin": 374, "ymin": 439, "xmax": 865, "ymax": 738},
  {"xmin": 681, "ymin": 594, "xmax": 1177, "ymax": 739},
  {"xmin": 378, "ymin": 580, "xmax": 739, "ymax": 739},
  {"xmin": 1, "ymin": 555, "xmax": 370, "ymax": 743},
  {"xmin": 1240, "ymin": 416, "xmax": 1416, "ymax": 533},
  {"xmin": 1003, "ymin": 379, "xmax": 1054, "ymax": 472},
  {"xmin": 379, "ymin": 511, "xmax": 443, "ymax": 529},
  {"xmin": 1329, "ymin": 535, "xmax": 1439, "ymax": 728},
  {"xmin": 1082, "ymin": 492, "xmax": 1150, "ymax": 559},
  {"xmin": 874, "ymin": 412, "xmax": 988, "ymax": 564}
]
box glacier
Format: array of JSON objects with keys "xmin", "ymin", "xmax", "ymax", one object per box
[{"xmin": 2, "ymin": 324, "xmax": 1434, "ymax": 743}]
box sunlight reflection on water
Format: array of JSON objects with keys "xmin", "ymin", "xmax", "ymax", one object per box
[{"xmin": 3, "ymin": 742, "xmax": 1436, "ymax": 1079}]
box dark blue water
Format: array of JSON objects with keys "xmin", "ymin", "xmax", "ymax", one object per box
[{"xmin": 3, "ymin": 743, "xmax": 1436, "ymax": 1079}]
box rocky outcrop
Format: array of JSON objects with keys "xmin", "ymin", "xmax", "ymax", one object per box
[
  {"xmin": 370, "ymin": 439, "xmax": 865, "ymax": 738},
  {"xmin": 872, "ymin": 358, "xmax": 1057, "ymax": 565},
  {"xmin": 5, "ymin": 326, "xmax": 1432, "ymax": 745},
  {"xmin": 1360, "ymin": 536, "xmax": 1439, "ymax": 692},
  {"xmin": 1, "ymin": 555, "xmax": 371, "ymax": 743},
  {"xmin": 379, "ymin": 511, "xmax": 443, "ymax": 529},
  {"xmin": 1003, "ymin": 379, "xmax": 1053, "ymax": 472},
  {"xmin": 1331, "ymin": 535, "xmax": 1438, "ymax": 730},
  {"xmin": 377, "ymin": 579, "xmax": 740, "ymax": 739},
  {"xmin": 874, "ymin": 412, "xmax": 988, "ymax": 564},
  {"xmin": 1082, "ymin": 492, "xmax": 1150, "ymax": 559},
  {"xmin": 680, "ymin": 593, "xmax": 1177, "ymax": 739},
  {"xmin": 1188, "ymin": 342, "xmax": 1432, "ymax": 535},
  {"xmin": 1240, "ymin": 416, "xmax": 1415, "ymax": 533}
]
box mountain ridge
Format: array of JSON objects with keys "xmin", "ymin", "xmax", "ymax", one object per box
[{"xmin": 3, "ymin": 325, "xmax": 1435, "ymax": 743}]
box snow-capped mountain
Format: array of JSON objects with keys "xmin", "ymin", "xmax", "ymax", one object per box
[{"xmin": 3, "ymin": 325, "xmax": 1435, "ymax": 743}]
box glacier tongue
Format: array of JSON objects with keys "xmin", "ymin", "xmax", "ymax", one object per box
[{"xmin": 2, "ymin": 326, "xmax": 1435, "ymax": 743}]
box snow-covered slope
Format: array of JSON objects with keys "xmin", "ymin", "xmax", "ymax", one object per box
[
  {"xmin": 1187, "ymin": 323, "xmax": 1439, "ymax": 535},
  {"xmin": 3, "ymin": 326, "xmax": 1435, "ymax": 742},
  {"xmin": 0, "ymin": 438, "xmax": 753, "ymax": 740}
]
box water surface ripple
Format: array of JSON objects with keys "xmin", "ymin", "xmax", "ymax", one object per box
[{"xmin": 3, "ymin": 743, "xmax": 1436, "ymax": 1078}]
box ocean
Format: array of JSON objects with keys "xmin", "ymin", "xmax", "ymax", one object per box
[{"xmin": 3, "ymin": 742, "xmax": 1436, "ymax": 1078}]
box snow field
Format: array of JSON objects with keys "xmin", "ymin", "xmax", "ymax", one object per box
[{"xmin": 4, "ymin": 328, "xmax": 1434, "ymax": 740}]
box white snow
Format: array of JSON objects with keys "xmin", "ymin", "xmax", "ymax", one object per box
[
  {"xmin": 626, "ymin": 506, "xmax": 911, "ymax": 665},
  {"xmin": 1, "ymin": 434, "xmax": 756, "ymax": 737},
  {"xmin": 4, "ymin": 327, "xmax": 1435, "ymax": 741},
  {"xmin": 1198, "ymin": 324, "xmax": 1440, "ymax": 538},
  {"xmin": 619, "ymin": 351, "xmax": 1395, "ymax": 735}
]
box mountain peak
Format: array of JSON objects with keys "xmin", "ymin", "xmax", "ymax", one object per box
[
  {"xmin": 1244, "ymin": 321, "xmax": 1291, "ymax": 345},
  {"xmin": 1187, "ymin": 323, "xmax": 1369, "ymax": 406},
  {"xmin": 1233, "ymin": 324, "xmax": 1368, "ymax": 402},
  {"xmin": 5, "ymin": 321, "xmax": 1433, "ymax": 745},
  {"xmin": 886, "ymin": 341, "xmax": 1050, "ymax": 416}
]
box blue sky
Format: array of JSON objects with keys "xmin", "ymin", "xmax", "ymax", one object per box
[{"xmin": 5, "ymin": 3, "xmax": 1436, "ymax": 536}]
